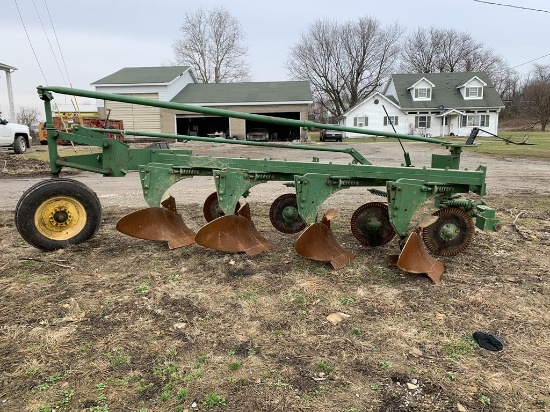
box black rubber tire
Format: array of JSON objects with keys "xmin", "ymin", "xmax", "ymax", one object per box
[
  {"xmin": 13, "ymin": 135, "xmax": 27, "ymax": 154},
  {"xmin": 15, "ymin": 178, "xmax": 102, "ymax": 251}
]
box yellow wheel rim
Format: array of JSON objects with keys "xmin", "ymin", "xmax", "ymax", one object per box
[{"xmin": 34, "ymin": 196, "xmax": 87, "ymax": 241}]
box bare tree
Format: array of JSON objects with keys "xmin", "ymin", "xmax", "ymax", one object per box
[
  {"xmin": 173, "ymin": 7, "xmax": 250, "ymax": 83},
  {"xmin": 16, "ymin": 106, "xmax": 40, "ymax": 128},
  {"xmin": 399, "ymin": 27, "xmax": 517, "ymax": 96},
  {"xmin": 523, "ymin": 64, "xmax": 550, "ymax": 131},
  {"xmin": 400, "ymin": 27, "xmax": 442, "ymax": 73},
  {"xmin": 287, "ymin": 17, "xmax": 402, "ymax": 118}
]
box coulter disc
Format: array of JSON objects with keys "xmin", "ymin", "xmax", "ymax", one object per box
[
  {"xmin": 203, "ymin": 192, "xmax": 241, "ymax": 222},
  {"xmin": 269, "ymin": 193, "xmax": 306, "ymax": 234},
  {"xmin": 350, "ymin": 202, "xmax": 396, "ymax": 247},
  {"xmin": 422, "ymin": 207, "xmax": 475, "ymax": 256}
]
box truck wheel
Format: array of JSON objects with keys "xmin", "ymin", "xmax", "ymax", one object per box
[
  {"xmin": 15, "ymin": 179, "xmax": 102, "ymax": 251},
  {"xmin": 13, "ymin": 135, "xmax": 27, "ymax": 154}
]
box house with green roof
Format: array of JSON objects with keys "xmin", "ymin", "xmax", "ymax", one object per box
[
  {"xmin": 92, "ymin": 66, "xmax": 313, "ymax": 140},
  {"xmin": 341, "ymin": 72, "xmax": 504, "ymax": 138}
]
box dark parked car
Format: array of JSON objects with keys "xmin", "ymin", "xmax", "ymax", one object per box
[
  {"xmin": 319, "ymin": 128, "xmax": 343, "ymax": 142},
  {"xmin": 246, "ymin": 128, "xmax": 270, "ymax": 142}
]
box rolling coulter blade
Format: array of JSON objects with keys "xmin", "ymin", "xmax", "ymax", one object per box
[
  {"xmin": 396, "ymin": 227, "xmax": 445, "ymax": 283},
  {"xmin": 295, "ymin": 209, "xmax": 355, "ymax": 269},
  {"xmin": 195, "ymin": 203, "xmax": 274, "ymax": 255},
  {"xmin": 116, "ymin": 197, "xmax": 195, "ymax": 249}
]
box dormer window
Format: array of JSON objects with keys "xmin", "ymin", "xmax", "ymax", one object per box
[
  {"xmin": 466, "ymin": 87, "xmax": 483, "ymax": 98},
  {"xmin": 415, "ymin": 88, "xmax": 431, "ymax": 99},
  {"xmin": 458, "ymin": 76, "xmax": 487, "ymax": 100},
  {"xmin": 408, "ymin": 77, "xmax": 435, "ymax": 101}
]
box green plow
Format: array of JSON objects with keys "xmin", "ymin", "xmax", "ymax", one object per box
[{"xmin": 14, "ymin": 86, "xmax": 501, "ymax": 282}]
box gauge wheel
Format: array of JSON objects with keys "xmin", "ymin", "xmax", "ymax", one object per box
[
  {"xmin": 350, "ymin": 202, "xmax": 396, "ymax": 247},
  {"xmin": 269, "ymin": 193, "xmax": 307, "ymax": 234},
  {"xmin": 422, "ymin": 207, "xmax": 475, "ymax": 256},
  {"xmin": 15, "ymin": 178, "xmax": 102, "ymax": 251},
  {"xmin": 203, "ymin": 192, "xmax": 241, "ymax": 222}
]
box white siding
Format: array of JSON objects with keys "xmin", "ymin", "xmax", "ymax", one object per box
[
  {"xmin": 163, "ymin": 70, "xmax": 195, "ymax": 101},
  {"xmin": 385, "ymin": 81, "xmax": 398, "ymax": 100},
  {"xmin": 96, "ymin": 84, "xmax": 167, "ymax": 95},
  {"xmin": 105, "ymin": 93, "xmax": 161, "ymax": 133},
  {"xmin": 343, "ymin": 95, "xmax": 406, "ymax": 137}
]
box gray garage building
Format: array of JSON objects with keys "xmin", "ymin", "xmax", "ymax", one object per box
[{"xmin": 92, "ymin": 66, "xmax": 313, "ymax": 141}]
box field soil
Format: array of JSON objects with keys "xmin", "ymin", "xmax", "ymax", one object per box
[{"xmin": 0, "ymin": 141, "xmax": 549, "ymax": 412}]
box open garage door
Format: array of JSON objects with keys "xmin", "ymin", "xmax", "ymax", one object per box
[
  {"xmin": 176, "ymin": 116, "xmax": 230, "ymax": 138},
  {"xmin": 247, "ymin": 112, "xmax": 300, "ymax": 141}
]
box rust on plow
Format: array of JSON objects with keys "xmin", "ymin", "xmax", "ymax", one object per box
[
  {"xmin": 393, "ymin": 218, "xmax": 445, "ymax": 283},
  {"xmin": 295, "ymin": 209, "xmax": 355, "ymax": 269},
  {"xmin": 116, "ymin": 196, "xmax": 195, "ymax": 249},
  {"xmin": 195, "ymin": 203, "xmax": 274, "ymax": 255}
]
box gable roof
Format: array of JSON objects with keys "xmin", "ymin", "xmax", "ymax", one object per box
[
  {"xmin": 407, "ymin": 77, "xmax": 435, "ymax": 89},
  {"xmin": 171, "ymin": 81, "xmax": 312, "ymax": 105},
  {"xmin": 457, "ymin": 75, "xmax": 487, "ymax": 88},
  {"xmin": 342, "ymin": 92, "xmax": 400, "ymax": 117},
  {"xmin": 390, "ymin": 72, "xmax": 504, "ymax": 110},
  {"xmin": 92, "ymin": 66, "xmax": 191, "ymax": 85}
]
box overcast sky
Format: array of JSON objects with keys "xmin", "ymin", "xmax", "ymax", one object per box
[{"xmin": 1, "ymin": 0, "xmax": 549, "ymax": 119}]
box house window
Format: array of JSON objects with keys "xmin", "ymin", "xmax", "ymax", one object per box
[
  {"xmin": 353, "ymin": 116, "xmax": 367, "ymax": 127},
  {"xmin": 414, "ymin": 88, "xmax": 431, "ymax": 99},
  {"xmin": 415, "ymin": 115, "xmax": 431, "ymax": 128},
  {"xmin": 465, "ymin": 87, "xmax": 483, "ymax": 98},
  {"xmin": 461, "ymin": 115, "xmax": 489, "ymax": 127},
  {"xmin": 383, "ymin": 116, "xmax": 398, "ymax": 126}
]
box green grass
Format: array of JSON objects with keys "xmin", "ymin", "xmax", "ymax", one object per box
[
  {"xmin": 472, "ymin": 131, "xmax": 550, "ymax": 158},
  {"xmin": 309, "ymin": 129, "xmax": 550, "ymax": 158},
  {"xmin": 445, "ymin": 336, "xmax": 478, "ymax": 362}
]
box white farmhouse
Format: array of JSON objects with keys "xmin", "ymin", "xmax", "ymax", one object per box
[{"xmin": 341, "ymin": 72, "xmax": 505, "ymax": 138}]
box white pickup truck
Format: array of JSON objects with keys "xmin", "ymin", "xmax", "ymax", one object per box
[{"xmin": 0, "ymin": 116, "xmax": 31, "ymax": 154}]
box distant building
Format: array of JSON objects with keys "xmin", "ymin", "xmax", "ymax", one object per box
[
  {"xmin": 341, "ymin": 72, "xmax": 505, "ymax": 137},
  {"xmin": 92, "ymin": 66, "xmax": 313, "ymax": 140}
]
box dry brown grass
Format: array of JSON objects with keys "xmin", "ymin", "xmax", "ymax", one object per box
[{"xmin": 0, "ymin": 197, "xmax": 549, "ymax": 412}]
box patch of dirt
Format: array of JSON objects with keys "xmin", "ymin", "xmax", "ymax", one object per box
[
  {"xmin": 0, "ymin": 151, "xmax": 52, "ymax": 178},
  {"xmin": 1, "ymin": 143, "xmax": 549, "ymax": 411},
  {"xmin": 1, "ymin": 194, "xmax": 549, "ymax": 411}
]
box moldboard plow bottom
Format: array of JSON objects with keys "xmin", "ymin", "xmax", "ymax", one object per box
[
  {"xmin": 14, "ymin": 86, "xmax": 503, "ymax": 283},
  {"xmin": 195, "ymin": 203, "xmax": 274, "ymax": 256}
]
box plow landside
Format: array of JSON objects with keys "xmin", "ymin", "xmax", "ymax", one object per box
[{"xmin": 20, "ymin": 85, "xmax": 502, "ymax": 277}]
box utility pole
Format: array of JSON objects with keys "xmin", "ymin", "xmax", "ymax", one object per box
[{"xmin": 0, "ymin": 62, "xmax": 17, "ymax": 121}]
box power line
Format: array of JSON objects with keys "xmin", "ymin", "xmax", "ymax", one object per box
[
  {"xmin": 511, "ymin": 53, "xmax": 550, "ymax": 69},
  {"xmin": 14, "ymin": 0, "xmax": 48, "ymax": 84},
  {"xmin": 32, "ymin": 0, "xmax": 68, "ymax": 86},
  {"xmin": 43, "ymin": 0, "xmax": 74, "ymax": 87},
  {"xmin": 473, "ymin": 0, "xmax": 550, "ymax": 14}
]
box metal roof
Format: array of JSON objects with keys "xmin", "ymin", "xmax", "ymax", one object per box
[
  {"xmin": 0, "ymin": 62, "xmax": 17, "ymax": 71},
  {"xmin": 171, "ymin": 81, "xmax": 313, "ymax": 105},
  {"xmin": 390, "ymin": 72, "xmax": 504, "ymax": 110},
  {"xmin": 92, "ymin": 66, "xmax": 190, "ymax": 85}
]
